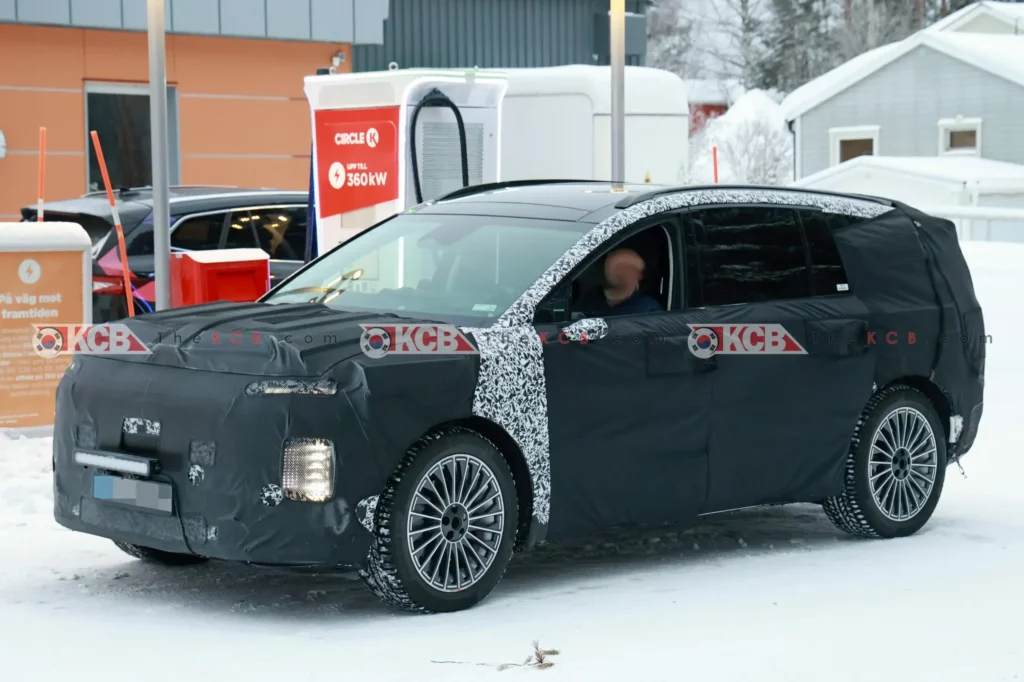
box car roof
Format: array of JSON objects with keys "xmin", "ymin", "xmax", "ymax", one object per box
[
  {"xmin": 23, "ymin": 186, "xmax": 308, "ymax": 219},
  {"xmin": 414, "ymin": 181, "xmax": 660, "ymax": 221},
  {"xmin": 413, "ymin": 181, "xmax": 892, "ymax": 222}
]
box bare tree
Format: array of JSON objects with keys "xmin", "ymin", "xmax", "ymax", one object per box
[
  {"xmin": 834, "ymin": 0, "xmax": 915, "ymax": 62},
  {"xmin": 698, "ymin": 0, "xmax": 772, "ymax": 86},
  {"xmin": 645, "ymin": 0, "xmax": 697, "ymax": 78}
]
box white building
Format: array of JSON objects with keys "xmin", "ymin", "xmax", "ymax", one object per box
[{"xmin": 793, "ymin": 155, "xmax": 1024, "ymax": 242}]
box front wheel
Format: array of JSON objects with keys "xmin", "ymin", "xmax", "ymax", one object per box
[
  {"xmin": 360, "ymin": 427, "xmax": 519, "ymax": 613},
  {"xmin": 824, "ymin": 385, "xmax": 947, "ymax": 538}
]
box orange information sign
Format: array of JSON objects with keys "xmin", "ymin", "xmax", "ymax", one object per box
[{"xmin": 0, "ymin": 250, "xmax": 84, "ymax": 428}]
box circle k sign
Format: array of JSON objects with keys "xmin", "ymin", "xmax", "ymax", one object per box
[{"xmin": 315, "ymin": 107, "xmax": 400, "ymax": 218}]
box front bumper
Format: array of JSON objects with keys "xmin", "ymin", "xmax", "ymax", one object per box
[{"xmin": 53, "ymin": 358, "xmax": 380, "ymax": 566}]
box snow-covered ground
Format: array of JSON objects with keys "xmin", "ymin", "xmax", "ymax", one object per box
[{"xmin": 2, "ymin": 241, "xmax": 1021, "ymax": 681}]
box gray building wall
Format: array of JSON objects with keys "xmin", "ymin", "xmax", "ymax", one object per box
[
  {"xmin": 798, "ymin": 45, "xmax": 1024, "ymax": 178},
  {"xmin": 352, "ymin": 0, "xmax": 649, "ymax": 72},
  {"xmin": 0, "ymin": 0, "xmax": 388, "ymax": 43}
]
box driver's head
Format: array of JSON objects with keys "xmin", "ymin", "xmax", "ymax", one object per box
[{"xmin": 604, "ymin": 248, "xmax": 645, "ymax": 291}]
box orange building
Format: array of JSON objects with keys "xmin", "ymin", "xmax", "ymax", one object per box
[{"xmin": 0, "ymin": 0, "xmax": 389, "ymax": 219}]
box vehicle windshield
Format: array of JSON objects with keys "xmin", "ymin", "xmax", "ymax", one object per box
[{"xmin": 263, "ymin": 213, "xmax": 589, "ymax": 324}]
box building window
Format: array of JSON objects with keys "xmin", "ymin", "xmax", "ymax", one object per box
[
  {"xmin": 85, "ymin": 82, "xmax": 180, "ymax": 191},
  {"xmin": 938, "ymin": 118, "xmax": 981, "ymax": 156},
  {"xmin": 828, "ymin": 125, "xmax": 880, "ymax": 166}
]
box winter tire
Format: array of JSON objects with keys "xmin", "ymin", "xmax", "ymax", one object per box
[
  {"xmin": 359, "ymin": 427, "xmax": 519, "ymax": 613},
  {"xmin": 824, "ymin": 385, "xmax": 947, "ymax": 539},
  {"xmin": 113, "ymin": 541, "xmax": 209, "ymax": 565}
]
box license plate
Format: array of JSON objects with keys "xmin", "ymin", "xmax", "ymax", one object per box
[{"xmin": 93, "ymin": 475, "xmax": 173, "ymax": 514}]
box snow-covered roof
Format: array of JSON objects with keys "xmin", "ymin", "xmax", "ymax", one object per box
[
  {"xmin": 926, "ymin": 1, "xmax": 1024, "ymax": 33},
  {"xmin": 682, "ymin": 79, "xmax": 744, "ymax": 105},
  {"xmin": 501, "ymin": 65, "xmax": 689, "ymax": 116},
  {"xmin": 792, "ymin": 155, "xmax": 1024, "ymax": 193},
  {"xmin": 781, "ymin": 32, "xmax": 1024, "ymax": 121}
]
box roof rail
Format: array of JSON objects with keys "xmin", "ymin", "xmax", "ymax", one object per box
[
  {"xmin": 434, "ymin": 179, "xmax": 609, "ymax": 203},
  {"xmin": 613, "ymin": 183, "xmax": 894, "ymax": 209}
]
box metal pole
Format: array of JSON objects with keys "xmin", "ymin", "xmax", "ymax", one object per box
[
  {"xmin": 610, "ymin": 0, "xmax": 626, "ymax": 189},
  {"xmin": 148, "ymin": 0, "xmax": 171, "ymax": 310}
]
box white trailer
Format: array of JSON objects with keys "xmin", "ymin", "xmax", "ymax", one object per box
[{"xmin": 303, "ymin": 66, "xmax": 689, "ymax": 254}]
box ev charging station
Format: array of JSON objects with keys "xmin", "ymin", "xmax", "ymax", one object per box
[
  {"xmin": 303, "ymin": 66, "xmax": 690, "ymax": 256},
  {"xmin": 304, "ymin": 70, "xmax": 509, "ymax": 256}
]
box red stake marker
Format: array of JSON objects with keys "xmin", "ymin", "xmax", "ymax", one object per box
[
  {"xmin": 37, "ymin": 127, "xmax": 46, "ymax": 221},
  {"xmin": 712, "ymin": 145, "xmax": 719, "ymax": 184},
  {"xmin": 89, "ymin": 130, "xmax": 136, "ymax": 318}
]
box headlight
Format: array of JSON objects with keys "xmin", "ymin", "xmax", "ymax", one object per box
[
  {"xmin": 282, "ymin": 438, "xmax": 335, "ymax": 502},
  {"xmin": 245, "ymin": 379, "xmax": 337, "ymax": 396}
]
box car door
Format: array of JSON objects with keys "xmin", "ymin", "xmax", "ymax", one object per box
[
  {"xmin": 533, "ymin": 215, "xmax": 714, "ymax": 541},
  {"xmin": 247, "ymin": 205, "xmax": 308, "ymax": 285},
  {"xmin": 683, "ymin": 205, "xmax": 876, "ymax": 513}
]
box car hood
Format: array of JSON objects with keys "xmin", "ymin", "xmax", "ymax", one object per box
[{"xmin": 101, "ymin": 301, "xmax": 431, "ymax": 377}]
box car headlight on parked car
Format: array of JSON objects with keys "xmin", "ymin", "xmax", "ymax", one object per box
[
  {"xmin": 282, "ymin": 438, "xmax": 335, "ymax": 502},
  {"xmin": 245, "ymin": 379, "xmax": 337, "ymax": 396}
]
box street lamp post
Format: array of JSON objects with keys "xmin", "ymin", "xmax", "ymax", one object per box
[
  {"xmin": 610, "ymin": 0, "xmax": 626, "ymax": 189},
  {"xmin": 148, "ymin": 0, "xmax": 171, "ymax": 310}
]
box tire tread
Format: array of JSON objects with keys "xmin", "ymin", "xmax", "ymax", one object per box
[
  {"xmin": 823, "ymin": 384, "xmax": 937, "ymax": 538},
  {"xmin": 358, "ymin": 426, "xmax": 517, "ymax": 613}
]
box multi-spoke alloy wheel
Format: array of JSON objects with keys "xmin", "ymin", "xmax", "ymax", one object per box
[
  {"xmin": 407, "ymin": 454, "xmax": 505, "ymax": 592},
  {"xmin": 823, "ymin": 386, "xmax": 947, "ymax": 539},
  {"xmin": 867, "ymin": 406, "xmax": 938, "ymax": 521},
  {"xmin": 359, "ymin": 428, "xmax": 518, "ymax": 613}
]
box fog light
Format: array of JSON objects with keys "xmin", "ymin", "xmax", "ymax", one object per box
[{"xmin": 282, "ymin": 438, "xmax": 335, "ymax": 502}]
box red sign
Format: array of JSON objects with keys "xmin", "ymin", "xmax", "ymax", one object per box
[{"xmin": 314, "ymin": 106, "xmax": 401, "ymax": 219}]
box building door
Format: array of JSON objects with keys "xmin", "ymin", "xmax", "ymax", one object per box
[{"xmin": 85, "ymin": 82, "xmax": 180, "ymax": 191}]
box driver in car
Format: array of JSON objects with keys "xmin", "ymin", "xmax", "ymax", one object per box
[{"xmin": 576, "ymin": 248, "xmax": 662, "ymax": 316}]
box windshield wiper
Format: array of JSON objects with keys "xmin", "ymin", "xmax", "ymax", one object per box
[
  {"xmin": 312, "ymin": 268, "xmax": 365, "ymax": 304},
  {"xmin": 269, "ymin": 268, "xmax": 365, "ymax": 304}
]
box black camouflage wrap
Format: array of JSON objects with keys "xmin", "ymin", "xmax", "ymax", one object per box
[{"xmin": 51, "ymin": 187, "xmax": 984, "ymax": 568}]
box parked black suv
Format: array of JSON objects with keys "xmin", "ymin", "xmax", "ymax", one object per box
[
  {"xmin": 52, "ymin": 181, "xmax": 985, "ymax": 614},
  {"xmin": 22, "ymin": 186, "xmax": 309, "ymax": 322}
]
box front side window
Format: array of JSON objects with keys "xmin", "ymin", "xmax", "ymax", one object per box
[
  {"xmin": 253, "ymin": 206, "xmax": 307, "ymax": 261},
  {"xmin": 691, "ymin": 206, "xmax": 809, "ymax": 306},
  {"xmin": 264, "ymin": 214, "xmax": 589, "ymax": 325},
  {"xmin": 171, "ymin": 214, "xmax": 225, "ymax": 251}
]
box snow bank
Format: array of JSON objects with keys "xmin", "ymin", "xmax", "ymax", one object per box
[
  {"xmin": 689, "ymin": 89, "xmax": 793, "ymax": 185},
  {"xmin": 0, "ymin": 431, "xmax": 52, "ymax": 524}
]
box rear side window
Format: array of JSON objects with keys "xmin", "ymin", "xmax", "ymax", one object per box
[
  {"xmin": 225, "ymin": 210, "xmax": 258, "ymax": 249},
  {"xmin": 691, "ymin": 206, "xmax": 809, "ymax": 306},
  {"xmin": 171, "ymin": 214, "xmax": 225, "ymax": 250},
  {"xmin": 797, "ymin": 210, "xmax": 853, "ymax": 296}
]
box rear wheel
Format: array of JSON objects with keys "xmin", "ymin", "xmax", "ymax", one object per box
[
  {"xmin": 824, "ymin": 385, "xmax": 947, "ymax": 538},
  {"xmin": 113, "ymin": 541, "xmax": 208, "ymax": 566},
  {"xmin": 360, "ymin": 427, "xmax": 518, "ymax": 613}
]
